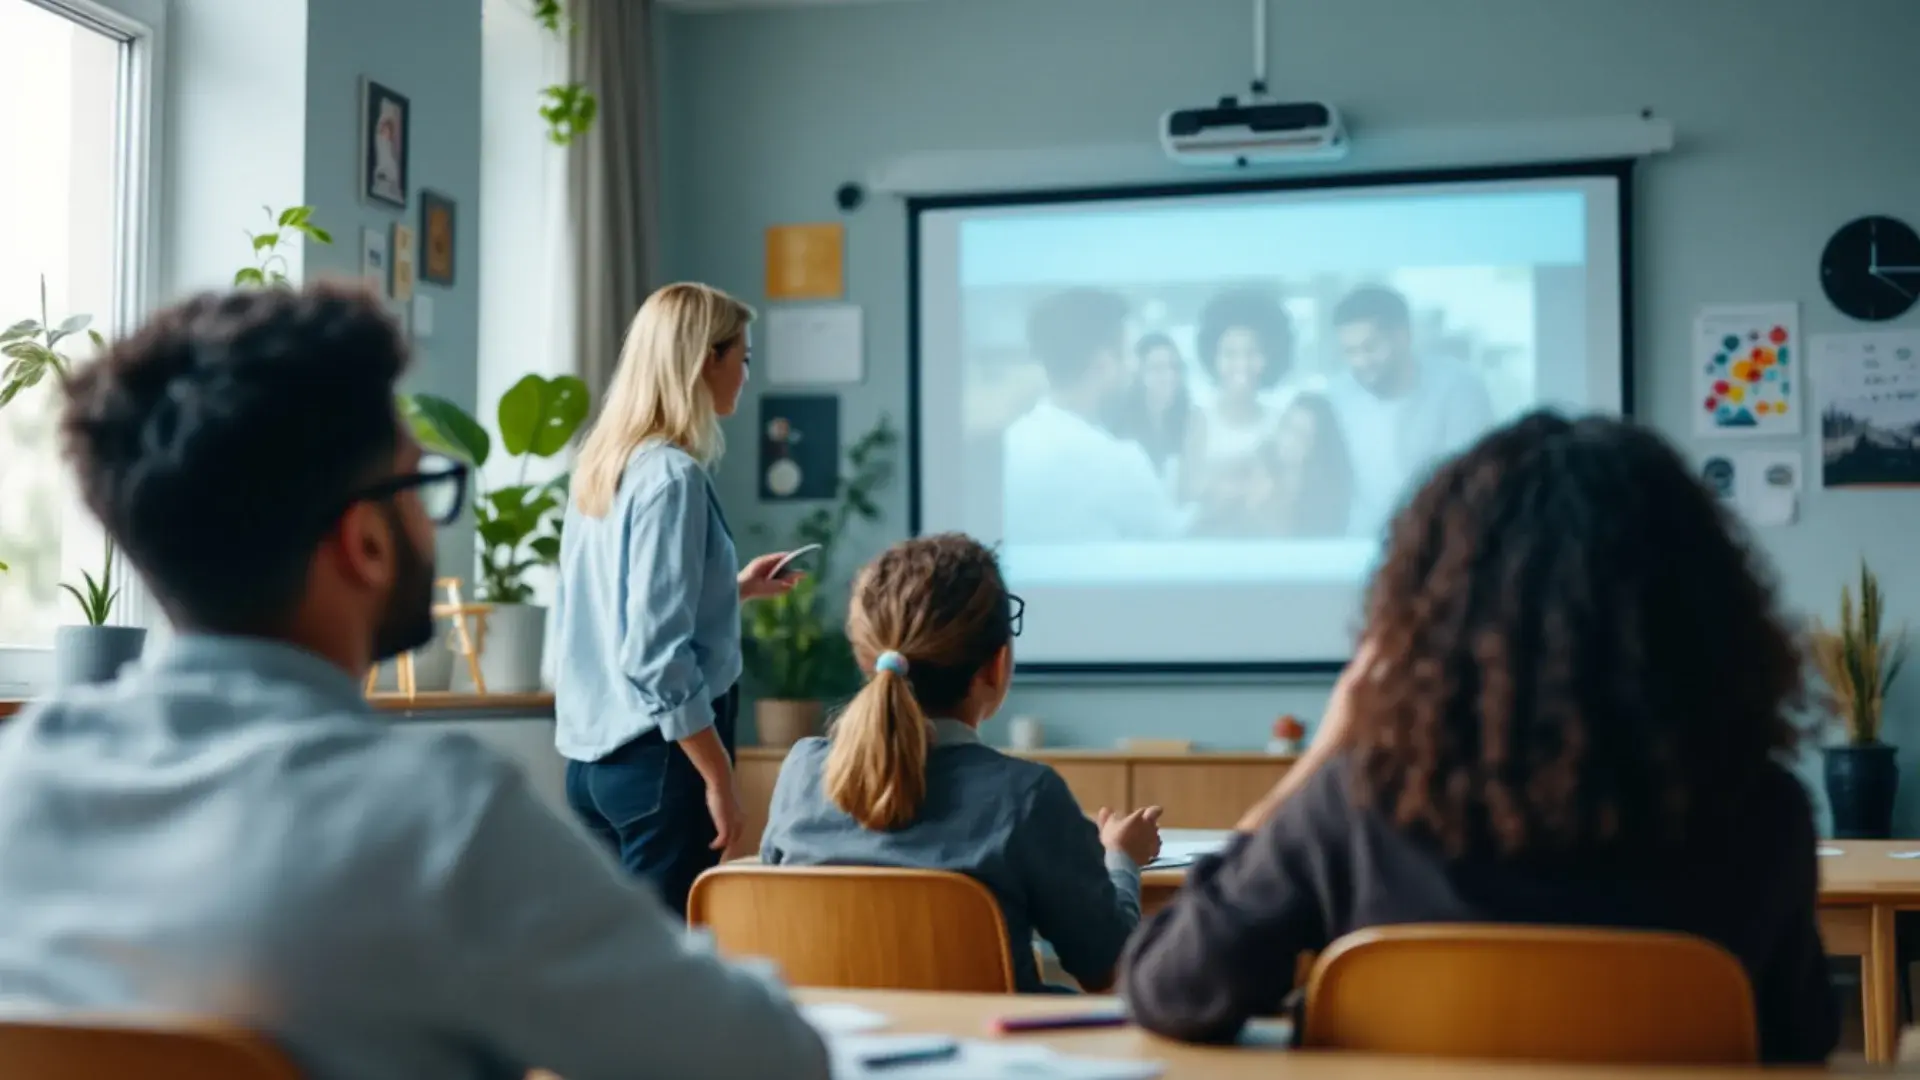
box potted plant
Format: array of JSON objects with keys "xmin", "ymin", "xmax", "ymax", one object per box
[
  {"xmin": 2, "ymin": 279, "xmax": 144, "ymax": 686},
  {"xmin": 1811, "ymin": 560, "xmax": 1910, "ymax": 839},
  {"xmin": 403, "ymin": 374, "xmax": 590, "ymax": 693},
  {"xmin": 742, "ymin": 416, "xmax": 898, "ymax": 747}
]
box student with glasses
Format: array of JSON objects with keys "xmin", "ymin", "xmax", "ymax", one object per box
[
  {"xmin": 760, "ymin": 533, "xmax": 1162, "ymax": 993},
  {"xmin": 0, "ymin": 284, "xmax": 829, "ymax": 1080}
]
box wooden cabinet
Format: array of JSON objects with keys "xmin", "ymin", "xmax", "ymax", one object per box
[{"xmin": 732, "ymin": 746, "xmax": 1294, "ymax": 852}]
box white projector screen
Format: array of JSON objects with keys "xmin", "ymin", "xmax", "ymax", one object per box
[{"xmin": 909, "ymin": 162, "xmax": 1632, "ymax": 672}]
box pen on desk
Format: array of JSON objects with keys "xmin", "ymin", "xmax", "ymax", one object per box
[
  {"xmin": 861, "ymin": 1041, "xmax": 961, "ymax": 1069},
  {"xmin": 989, "ymin": 1009, "xmax": 1129, "ymax": 1034}
]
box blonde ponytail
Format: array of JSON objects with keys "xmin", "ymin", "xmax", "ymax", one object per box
[{"xmin": 824, "ymin": 663, "xmax": 931, "ymax": 831}]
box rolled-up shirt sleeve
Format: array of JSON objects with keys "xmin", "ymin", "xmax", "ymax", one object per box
[{"xmin": 618, "ymin": 473, "xmax": 715, "ymax": 742}]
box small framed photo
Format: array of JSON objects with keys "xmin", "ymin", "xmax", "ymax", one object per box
[
  {"xmin": 360, "ymin": 227, "xmax": 389, "ymax": 296},
  {"xmin": 421, "ymin": 190, "xmax": 456, "ymax": 286},
  {"xmin": 391, "ymin": 222, "xmax": 417, "ymax": 301},
  {"xmin": 361, "ymin": 79, "xmax": 410, "ymax": 208}
]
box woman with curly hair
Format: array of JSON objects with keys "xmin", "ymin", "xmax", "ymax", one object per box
[{"xmin": 1121, "ymin": 411, "xmax": 1836, "ymax": 1063}]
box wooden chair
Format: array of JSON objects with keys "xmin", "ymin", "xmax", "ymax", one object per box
[
  {"xmin": 0, "ymin": 1017, "xmax": 302, "ymax": 1080},
  {"xmin": 688, "ymin": 865, "xmax": 1017, "ymax": 992},
  {"xmin": 1300, "ymin": 924, "xmax": 1758, "ymax": 1064}
]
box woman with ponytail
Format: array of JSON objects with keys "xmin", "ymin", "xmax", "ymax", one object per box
[{"xmin": 761, "ymin": 534, "xmax": 1161, "ymax": 993}]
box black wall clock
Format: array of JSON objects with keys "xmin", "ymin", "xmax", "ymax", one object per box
[{"xmin": 1821, "ymin": 215, "xmax": 1920, "ymax": 322}]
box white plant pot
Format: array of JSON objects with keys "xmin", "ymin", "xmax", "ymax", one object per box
[
  {"xmin": 476, "ymin": 603, "xmax": 547, "ymax": 694},
  {"xmin": 52, "ymin": 625, "xmax": 147, "ymax": 688}
]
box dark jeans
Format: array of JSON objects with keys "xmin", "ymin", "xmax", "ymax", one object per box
[{"xmin": 566, "ymin": 685, "xmax": 738, "ymax": 919}]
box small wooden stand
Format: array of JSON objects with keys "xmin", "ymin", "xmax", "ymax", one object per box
[{"xmin": 364, "ymin": 577, "xmax": 491, "ymax": 698}]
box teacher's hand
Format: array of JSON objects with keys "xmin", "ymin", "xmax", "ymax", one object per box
[{"xmin": 737, "ymin": 552, "xmax": 802, "ymax": 601}]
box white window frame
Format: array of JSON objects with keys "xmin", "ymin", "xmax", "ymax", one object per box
[{"xmin": 0, "ymin": 0, "xmax": 166, "ymax": 691}]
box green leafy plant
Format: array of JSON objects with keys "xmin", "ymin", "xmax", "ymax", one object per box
[
  {"xmin": 1, "ymin": 277, "xmax": 118, "ymax": 621},
  {"xmin": 403, "ymin": 374, "xmax": 592, "ymax": 604},
  {"xmin": 59, "ymin": 535, "xmax": 120, "ymax": 627},
  {"xmin": 529, "ymin": 1, "xmax": 598, "ymax": 145},
  {"xmin": 742, "ymin": 416, "xmax": 899, "ymax": 701},
  {"xmin": 1, "ymin": 277, "xmax": 102, "ymax": 407},
  {"xmin": 234, "ymin": 205, "xmax": 332, "ymax": 288},
  {"xmin": 1811, "ymin": 560, "xmax": 1911, "ymax": 745}
]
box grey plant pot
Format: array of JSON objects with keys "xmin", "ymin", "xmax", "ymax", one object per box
[{"xmin": 52, "ymin": 625, "xmax": 147, "ymax": 688}]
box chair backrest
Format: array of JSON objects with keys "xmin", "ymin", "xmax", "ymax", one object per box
[
  {"xmin": 0, "ymin": 1018, "xmax": 302, "ymax": 1080},
  {"xmin": 688, "ymin": 865, "xmax": 1017, "ymax": 992},
  {"xmin": 1301, "ymin": 924, "xmax": 1758, "ymax": 1064}
]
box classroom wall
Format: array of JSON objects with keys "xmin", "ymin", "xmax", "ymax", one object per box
[
  {"xmin": 305, "ymin": 0, "xmax": 483, "ymax": 581},
  {"xmin": 654, "ymin": 0, "xmax": 1920, "ymax": 825}
]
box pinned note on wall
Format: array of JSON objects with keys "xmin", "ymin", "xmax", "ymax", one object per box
[{"xmin": 765, "ymin": 222, "xmax": 845, "ymax": 301}]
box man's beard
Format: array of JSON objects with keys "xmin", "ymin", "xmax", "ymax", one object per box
[{"xmin": 371, "ymin": 507, "xmax": 437, "ymax": 664}]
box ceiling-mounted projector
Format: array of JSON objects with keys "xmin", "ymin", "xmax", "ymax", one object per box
[{"xmin": 1161, "ymin": 97, "xmax": 1349, "ymax": 168}]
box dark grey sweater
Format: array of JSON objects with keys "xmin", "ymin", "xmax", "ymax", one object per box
[
  {"xmin": 1121, "ymin": 755, "xmax": 1837, "ymax": 1064},
  {"xmin": 761, "ymin": 720, "xmax": 1141, "ymax": 992}
]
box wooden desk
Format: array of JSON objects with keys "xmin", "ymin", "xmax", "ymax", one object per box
[
  {"xmin": 794, "ymin": 988, "xmax": 1877, "ymax": 1078},
  {"xmin": 1140, "ymin": 835, "xmax": 1920, "ymax": 1064}
]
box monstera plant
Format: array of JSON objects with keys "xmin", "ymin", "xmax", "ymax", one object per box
[{"xmin": 401, "ymin": 374, "xmax": 590, "ymax": 694}]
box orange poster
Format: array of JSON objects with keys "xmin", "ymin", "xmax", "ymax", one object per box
[{"xmin": 765, "ymin": 223, "xmax": 845, "ymax": 301}]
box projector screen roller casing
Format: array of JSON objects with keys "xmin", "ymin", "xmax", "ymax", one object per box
[{"xmin": 908, "ymin": 161, "xmax": 1634, "ymax": 674}]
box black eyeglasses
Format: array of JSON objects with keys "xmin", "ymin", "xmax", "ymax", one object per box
[
  {"xmin": 1008, "ymin": 593, "xmax": 1025, "ymax": 638},
  {"xmin": 340, "ymin": 454, "xmax": 470, "ymax": 527}
]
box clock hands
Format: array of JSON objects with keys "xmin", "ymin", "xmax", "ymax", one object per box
[{"xmin": 1869, "ymin": 228, "xmax": 1918, "ymax": 297}]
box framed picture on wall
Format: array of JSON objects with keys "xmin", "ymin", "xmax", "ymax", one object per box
[
  {"xmin": 361, "ymin": 79, "xmax": 410, "ymax": 208},
  {"xmin": 420, "ymin": 190, "xmax": 456, "ymax": 285}
]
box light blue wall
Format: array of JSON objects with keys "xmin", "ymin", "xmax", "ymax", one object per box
[
  {"xmin": 656, "ymin": 0, "xmax": 1920, "ymax": 826},
  {"xmin": 304, "ymin": 0, "xmax": 483, "ymax": 579}
]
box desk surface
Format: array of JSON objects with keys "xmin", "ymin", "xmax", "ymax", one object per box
[
  {"xmin": 1140, "ymin": 835, "xmax": 1920, "ymax": 900},
  {"xmin": 796, "ymin": 988, "xmax": 1875, "ymax": 1078}
]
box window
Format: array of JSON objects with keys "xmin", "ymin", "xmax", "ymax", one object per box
[{"xmin": 0, "ymin": 0, "xmax": 159, "ymax": 672}]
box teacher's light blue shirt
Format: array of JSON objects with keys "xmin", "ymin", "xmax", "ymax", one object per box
[{"xmin": 553, "ymin": 440, "xmax": 741, "ymax": 761}]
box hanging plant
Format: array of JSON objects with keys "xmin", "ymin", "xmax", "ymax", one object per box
[{"xmin": 531, "ymin": 0, "xmax": 598, "ymax": 146}]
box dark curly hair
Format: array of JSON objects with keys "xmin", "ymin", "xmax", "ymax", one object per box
[
  {"xmin": 1348, "ymin": 411, "xmax": 1803, "ymax": 864},
  {"xmin": 1196, "ymin": 287, "xmax": 1292, "ymax": 390},
  {"xmin": 61, "ymin": 283, "xmax": 409, "ymax": 632}
]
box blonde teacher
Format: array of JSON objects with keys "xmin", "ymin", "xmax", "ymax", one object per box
[{"xmin": 553, "ymin": 282, "xmax": 799, "ymax": 917}]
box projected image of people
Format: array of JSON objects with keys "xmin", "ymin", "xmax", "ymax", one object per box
[
  {"xmin": 1328, "ymin": 284, "xmax": 1495, "ymax": 538},
  {"xmin": 999, "ymin": 278, "xmax": 1504, "ymax": 548},
  {"xmin": 914, "ymin": 177, "xmax": 1626, "ymax": 667}
]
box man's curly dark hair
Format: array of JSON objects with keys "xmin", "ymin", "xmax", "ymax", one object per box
[
  {"xmin": 60, "ymin": 283, "xmax": 408, "ymax": 633},
  {"xmin": 1348, "ymin": 411, "xmax": 1803, "ymax": 863}
]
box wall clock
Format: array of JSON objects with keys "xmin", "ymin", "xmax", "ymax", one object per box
[{"xmin": 1821, "ymin": 215, "xmax": 1920, "ymax": 322}]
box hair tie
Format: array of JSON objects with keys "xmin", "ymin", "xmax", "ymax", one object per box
[{"xmin": 874, "ymin": 651, "xmax": 910, "ymax": 677}]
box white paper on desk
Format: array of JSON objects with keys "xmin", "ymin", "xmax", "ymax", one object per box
[
  {"xmin": 830, "ymin": 1035, "xmax": 1163, "ymax": 1079},
  {"xmin": 1156, "ymin": 838, "xmax": 1230, "ymax": 864},
  {"xmin": 767, "ymin": 304, "xmax": 863, "ymax": 385},
  {"xmin": 804, "ymin": 1003, "xmax": 892, "ymax": 1036}
]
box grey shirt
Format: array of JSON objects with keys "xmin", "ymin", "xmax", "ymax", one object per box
[
  {"xmin": 761, "ymin": 719, "xmax": 1141, "ymax": 992},
  {"xmin": 0, "ymin": 635, "xmax": 828, "ymax": 1080}
]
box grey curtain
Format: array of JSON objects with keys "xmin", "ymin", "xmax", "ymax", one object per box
[{"xmin": 569, "ymin": 0, "xmax": 659, "ymax": 396}]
